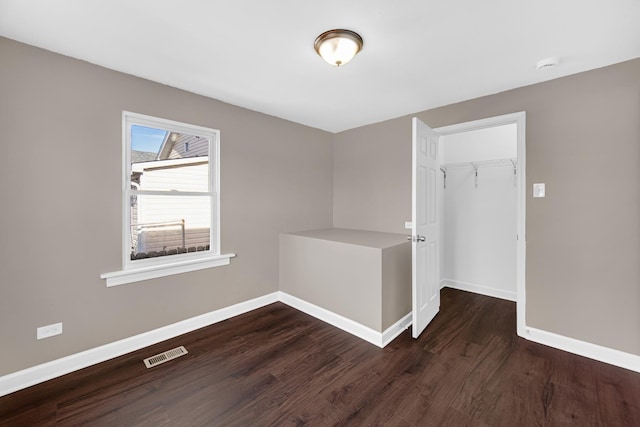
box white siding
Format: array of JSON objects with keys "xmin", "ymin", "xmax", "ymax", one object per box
[
  {"xmin": 139, "ymin": 162, "xmax": 208, "ymax": 192},
  {"xmin": 137, "ymin": 194, "xmax": 210, "ymax": 229},
  {"xmin": 168, "ymin": 134, "xmax": 209, "ymax": 159},
  {"xmin": 134, "ymin": 160, "xmax": 211, "ymax": 254}
]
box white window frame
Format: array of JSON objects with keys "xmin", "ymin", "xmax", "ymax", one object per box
[{"xmin": 101, "ymin": 112, "xmax": 234, "ymax": 287}]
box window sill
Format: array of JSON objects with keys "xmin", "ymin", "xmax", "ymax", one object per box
[{"xmin": 100, "ymin": 253, "xmax": 236, "ymax": 287}]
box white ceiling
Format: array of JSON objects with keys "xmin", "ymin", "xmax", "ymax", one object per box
[{"xmin": 1, "ymin": 0, "xmax": 639, "ymax": 133}]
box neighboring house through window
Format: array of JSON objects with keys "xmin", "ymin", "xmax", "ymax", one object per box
[{"xmin": 101, "ymin": 112, "xmax": 234, "ymax": 286}]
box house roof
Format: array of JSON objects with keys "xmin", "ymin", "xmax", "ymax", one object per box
[
  {"xmin": 131, "ymin": 150, "xmax": 157, "ymax": 164},
  {"xmin": 131, "ymin": 157, "xmax": 208, "ymax": 173},
  {"xmin": 1, "ymin": 1, "xmax": 639, "ymax": 132}
]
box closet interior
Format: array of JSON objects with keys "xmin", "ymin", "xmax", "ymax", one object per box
[{"xmin": 440, "ymin": 123, "xmax": 518, "ymax": 301}]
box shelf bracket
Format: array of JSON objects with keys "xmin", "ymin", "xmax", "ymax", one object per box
[{"xmin": 471, "ymin": 163, "xmax": 479, "ymax": 188}]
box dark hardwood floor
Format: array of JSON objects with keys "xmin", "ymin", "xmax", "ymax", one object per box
[{"xmin": 2, "ymin": 288, "xmax": 639, "ymax": 426}]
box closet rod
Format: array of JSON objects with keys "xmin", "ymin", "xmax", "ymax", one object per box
[
  {"xmin": 440, "ymin": 158, "xmax": 517, "ymax": 189},
  {"xmin": 441, "ymin": 158, "xmax": 516, "ymax": 170}
]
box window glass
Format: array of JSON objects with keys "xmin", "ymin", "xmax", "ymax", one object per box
[
  {"xmin": 124, "ymin": 113, "xmax": 219, "ymax": 266},
  {"xmin": 130, "ymin": 125, "xmax": 210, "ymax": 193},
  {"xmin": 129, "ymin": 194, "xmax": 211, "ymax": 260}
]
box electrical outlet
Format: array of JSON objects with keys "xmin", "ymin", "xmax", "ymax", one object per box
[{"xmin": 37, "ymin": 322, "xmax": 63, "ymax": 340}]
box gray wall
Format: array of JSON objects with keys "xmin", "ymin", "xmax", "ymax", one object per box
[
  {"xmin": 333, "ymin": 58, "xmax": 640, "ymax": 356},
  {"xmin": 2, "ymin": 34, "xmax": 638, "ymax": 379},
  {"xmin": 280, "ymin": 229, "xmax": 411, "ymax": 332},
  {"xmin": 280, "ymin": 233, "xmax": 383, "ymax": 331},
  {"xmin": 0, "ymin": 38, "xmax": 334, "ymax": 376}
]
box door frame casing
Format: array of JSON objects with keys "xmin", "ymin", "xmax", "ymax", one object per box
[{"xmin": 434, "ymin": 111, "xmax": 526, "ymax": 337}]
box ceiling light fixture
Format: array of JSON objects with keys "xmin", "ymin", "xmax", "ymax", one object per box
[{"xmin": 314, "ymin": 29, "xmax": 363, "ymax": 67}]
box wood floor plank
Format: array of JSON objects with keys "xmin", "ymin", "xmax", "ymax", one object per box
[
  {"xmin": 267, "ymin": 392, "xmax": 344, "ymax": 426},
  {"xmin": 0, "ymin": 401, "xmax": 56, "ymax": 427},
  {"xmin": 2, "ymin": 289, "xmax": 640, "ymax": 426}
]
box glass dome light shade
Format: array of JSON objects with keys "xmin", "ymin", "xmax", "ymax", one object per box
[{"xmin": 314, "ymin": 29, "xmax": 363, "ymax": 67}]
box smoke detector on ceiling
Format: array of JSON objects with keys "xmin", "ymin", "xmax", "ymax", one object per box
[{"xmin": 536, "ymin": 57, "xmax": 560, "ymax": 70}]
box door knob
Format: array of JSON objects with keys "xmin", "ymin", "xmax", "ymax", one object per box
[{"xmin": 416, "ymin": 235, "xmax": 426, "ymax": 242}]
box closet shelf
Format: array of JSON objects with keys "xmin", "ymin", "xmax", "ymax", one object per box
[
  {"xmin": 440, "ymin": 158, "xmax": 517, "ymax": 189},
  {"xmin": 441, "ymin": 158, "xmax": 516, "ymax": 170}
]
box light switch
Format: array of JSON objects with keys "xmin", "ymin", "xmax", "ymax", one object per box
[{"xmin": 533, "ymin": 183, "xmax": 545, "ymax": 198}]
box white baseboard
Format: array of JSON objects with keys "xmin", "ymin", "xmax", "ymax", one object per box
[
  {"xmin": 521, "ymin": 326, "xmax": 640, "ymax": 373},
  {"xmin": 278, "ymin": 292, "xmax": 411, "ymax": 348},
  {"xmin": 382, "ymin": 312, "xmax": 413, "ymax": 347},
  {"xmin": 0, "ymin": 292, "xmax": 279, "ymax": 398},
  {"xmin": 279, "ymin": 292, "xmax": 383, "ymax": 346},
  {"xmin": 442, "ymin": 280, "xmax": 640, "ymax": 373},
  {"xmin": 5, "ymin": 288, "xmax": 639, "ymax": 398},
  {"xmin": 442, "ymin": 279, "xmax": 517, "ymax": 302}
]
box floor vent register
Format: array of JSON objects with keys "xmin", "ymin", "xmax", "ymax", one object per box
[{"xmin": 143, "ymin": 346, "xmax": 188, "ymax": 368}]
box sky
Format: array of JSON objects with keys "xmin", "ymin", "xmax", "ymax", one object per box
[{"xmin": 131, "ymin": 125, "xmax": 167, "ymax": 153}]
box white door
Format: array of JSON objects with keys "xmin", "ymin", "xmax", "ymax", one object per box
[{"xmin": 411, "ymin": 117, "xmax": 441, "ymax": 338}]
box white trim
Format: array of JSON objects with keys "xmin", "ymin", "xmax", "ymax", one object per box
[
  {"xmin": 0, "ymin": 292, "xmax": 279, "ymax": 398},
  {"xmin": 4, "ymin": 288, "xmax": 640, "ymax": 397},
  {"xmin": 381, "ymin": 312, "xmax": 413, "ymax": 347},
  {"xmin": 279, "ymin": 292, "xmax": 412, "ymax": 348},
  {"xmin": 122, "ymin": 111, "xmax": 222, "ymax": 271},
  {"xmin": 442, "ymin": 280, "xmax": 517, "ymax": 302},
  {"xmin": 523, "ymin": 326, "xmax": 640, "ymax": 373},
  {"xmin": 131, "ymin": 189, "xmax": 213, "ymax": 197},
  {"xmin": 100, "ymin": 253, "xmax": 236, "ymax": 287},
  {"xmin": 132, "ymin": 156, "xmax": 208, "ymax": 172},
  {"xmin": 435, "ymin": 111, "xmax": 527, "ymax": 337},
  {"xmin": 278, "ymin": 292, "xmax": 384, "ymax": 347}
]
